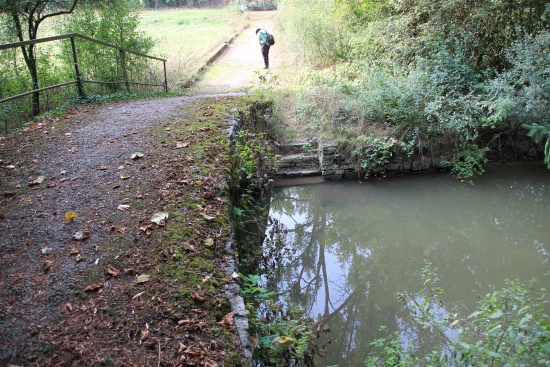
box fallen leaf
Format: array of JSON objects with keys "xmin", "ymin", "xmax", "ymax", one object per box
[
  {"xmin": 204, "ymin": 238, "xmax": 214, "ymax": 247},
  {"xmin": 29, "ymin": 176, "xmax": 46, "ymax": 186},
  {"xmin": 204, "ymin": 359, "xmax": 218, "ymax": 367},
  {"xmin": 140, "ymin": 328, "xmax": 149, "ymax": 340},
  {"xmin": 0, "ymin": 213, "xmax": 5, "ymax": 219},
  {"xmin": 175, "ymin": 142, "xmax": 188, "ymax": 149},
  {"xmin": 66, "ymin": 303, "xmax": 73, "ymax": 312},
  {"xmin": 151, "ymin": 212, "xmax": 168, "ymax": 225},
  {"xmin": 131, "ymin": 152, "xmax": 144, "ymax": 160},
  {"xmin": 191, "ymin": 291, "xmax": 206, "ymax": 302},
  {"xmin": 41, "ymin": 247, "xmax": 53, "ymax": 255},
  {"xmin": 122, "ymin": 198, "xmax": 131, "ymax": 204},
  {"xmin": 139, "ymin": 224, "xmax": 153, "ymax": 236},
  {"xmin": 117, "ymin": 204, "xmax": 130, "ymax": 211},
  {"xmin": 73, "ymin": 231, "xmax": 90, "ymax": 240},
  {"xmin": 120, "ymin": 173, "xmax": 130, "ymax": 179},
  {"xmin": 84, "ymin": 283, "xmax": 101, "ymax": 292},
  {"xmin": 251, "ymin": 336, "xmax": 258, "ymax": 349},
  {"xmin": 75, "ymin": 254, "xmax": 83, "ymax": 262},
  {"xmin": 183, "ymin": 243, "xmax": 197, "ymax": 252},
  {"xmin": 134, "ymin": 274, "xmax": 150, "ymax": 284},
  {"xmin": 202, "ymin": 274, "xmax": 212, "ymax": 283},
  {"xmin": 4, "ymin": 191, "xmax": 16, "ymax": 197},
  {"xmin": 64, "ymin": 211, "xmax": 78, "ymax": 223},
  {"xmin": 201, "ymin": 213, "xmax": 216, "ymax": 221},
  {"xmin": 219, "ymin": 312, "xmax": 234, "ymax": 328},
  {"xmin": 6, "ymin": 165, "xmax": 15, "ymax": 169},
  {"xmin": 132, "ymin": 291, "xmax": 144, "ymax": 299},
  {"xmin": 106, "ymin": 267, "xmax": 119, "ymax": 277},
  {"xmin": 278, "ymin": 336, "xmax": 296, "ymax": 344},
  {"xmin": 203, "ymin": 110, "xmax": 213, "ymax": 116},
  {"xmin": 70, "ymin": 247, "xmax": 80, "ymax": 254}
]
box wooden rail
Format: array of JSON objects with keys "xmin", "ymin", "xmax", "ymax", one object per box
[{"xmin": 0, "ymin": 33, "xmax": 168, "ymax": 132}]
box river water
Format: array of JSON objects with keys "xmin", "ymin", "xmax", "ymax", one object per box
[{"xmin": 263, "ymin": 164, "xmax": 550, "ymax": 366}]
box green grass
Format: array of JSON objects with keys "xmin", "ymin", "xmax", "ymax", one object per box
[{"xmin": 139, "ymin": 8, "xmax": 248, "ymax": 91}]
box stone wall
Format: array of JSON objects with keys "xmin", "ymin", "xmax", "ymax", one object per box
[{"xmin": 320, "ymin": 144, "xmax": 451, "ymax": 180}]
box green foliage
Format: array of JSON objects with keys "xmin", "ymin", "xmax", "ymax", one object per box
[
  {"xmin": 57, "ymin": 0, "xmax": 155, "ymax": 93},
  {"xmin": 278, "ymin": 0, "xmax": 550, "ymax": 177},
  {"xmin": 240, "ymin": 273, "xmax": 318, "ymax": 366},
  {"xmin": 366, "ymin": 264, "xmax": 550, "ymax": 366}
]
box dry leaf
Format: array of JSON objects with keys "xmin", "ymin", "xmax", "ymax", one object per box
[
  {"xmin": 70, "ymin": 247, "xmax": 80, "ymax": 254},
  {"xmin": 120, "ymin": 173, "xmax": 130, "ymax": 179},
  {"xmin": 131, "ymin": 152, "xmax": 144, "ymax": 160},
  {"xmin": 175, "ymin": 142, "xmax": 188, "ymax": 149},
  {"xmin": 41, "ymin": 247, "xmax": 53, "ymax": 255},
  {"xmin": 202, "ymin": 274, "xmax": 212, "ymax": 283},
  {"xmin": 219, "ymin": 312, "xmax": 234, "ymax": 328},
  {"xmin": 204, "ymin": 238, "xmax": 214, "ymax": 247},
  {"xmin": 139, "ymin": 224, "xmax": 153, "ymax": 236},
  {"xmin": 201, "ymin": 213, "xmax": 216, "ymax": 221},
  {"xmin": 140, "ymin": 328, "xmax": 149, "ymax": 340},
  {"xmin": 106, "ymin": 267, "xmax": 119, "ymax": 277},
  {"xmin": 151, "ymin": 212, "xmax": 168, "ymax": 225},
  {"xmin": 29, "ymin": 176, "xmax": 46, "ymax": 186},
  {"xmin": 191, "ymin": 291, "xmax": 206, "ymax": 302},
  {"xmin": 64, "ymin": 211, "xmax": 78, "ymax": 223},
  {"xmin": 134, "ymin": 274, "xmax": 150, "ymax": 284},
  {"xmin": 182, "ymin": 243, "xmax": 197, "ymax": 252},
  {"xmin": 117, "ymin": 204, "xmax": 130, "ymax": 211},
  {"xmin": 75, "ymin": 254, "xmax": 83, "ymax": 262},
  {"xmin": 84, "ymin": 283, "xmax": 101, "ymax": 292},
  {"xmin": 73, "ymin": 231, "xmax": 90, "ymax": 240},
  {"xmin": 278, "ymin": 336, "xmax": 296, "ymax": 344},
  {"xmin": 204, "ymin": 359, "xmax": 218, "ymax": 367}
]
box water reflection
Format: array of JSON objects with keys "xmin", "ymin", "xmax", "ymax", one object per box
[{"xmin": 263, "ymin": 164, "xmax": 550, "ymax": 366}]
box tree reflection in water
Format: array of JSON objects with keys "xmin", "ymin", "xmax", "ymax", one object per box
[{"xmin": 261, "ymin": 166, "xmax": 550, "ymax": 366}]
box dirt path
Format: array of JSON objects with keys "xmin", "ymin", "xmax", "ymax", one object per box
[
  {"xmin": 189, "ymin": 12, "xmax": 280, "ymax": 94},
  {"xmin": 0, "ymin": 10, "xmax": 290, "ymax": 366}
]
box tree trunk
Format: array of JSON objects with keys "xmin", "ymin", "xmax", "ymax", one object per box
[{"xmin": 26, "ymin": 45, "xmax": 40, "ymax": 117}]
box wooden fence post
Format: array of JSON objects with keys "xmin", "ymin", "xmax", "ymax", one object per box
[
  {"xmin": 163, "ymin": 60, "xmax": 168, "ymax": 93},
  {"xmin": 70, "ymin": 36, "xmax": 85, "ymax": 98},
  {"xmin": 120, "ymin": 50, "xmax": 130, "ymax": 93}
]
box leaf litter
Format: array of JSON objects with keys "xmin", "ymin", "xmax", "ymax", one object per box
[{"xmin": 0, "ymin": 96, "xmax": 253, "ymax": 366}]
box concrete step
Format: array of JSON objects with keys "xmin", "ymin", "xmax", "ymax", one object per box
[
  {"xmin": 279, "ymin": 153, "xmax": 319, "ymax": 168},
  {"xmin": 277, "ymin": 142, "xmax": 317, "ymax": 155},
  {"xmin": 272, "ymin": 168, "xmax": 322, "ymax": 178}
]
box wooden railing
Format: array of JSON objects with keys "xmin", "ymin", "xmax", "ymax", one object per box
[{"xmin": 0, "ymin": 33, "xmax": 168, "ymax": 132}]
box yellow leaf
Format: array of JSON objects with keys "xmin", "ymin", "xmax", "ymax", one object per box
[
  {"xmin": 277, "ymin": 336, "xmax": 296, "ymax": 344},
  {"xmin": 134, "ymin": 274, "xmax": 150, "ymax": 284},
  {"xmin": 65, "ymin": 211, "xmax": 78, "ymax": 223},
  {"xmin": 204, "ymin": 238, "xmax": 214, "ymax": 247}
]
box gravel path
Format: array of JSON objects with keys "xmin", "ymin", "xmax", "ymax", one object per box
[{"xmin": 0, "ymin": 10, "xmax": 283, "ymax": 366}]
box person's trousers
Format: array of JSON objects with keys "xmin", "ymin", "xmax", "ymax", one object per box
[{"xmin": 261, "ymin": 44, "xmax": 270, "ymax": 68}]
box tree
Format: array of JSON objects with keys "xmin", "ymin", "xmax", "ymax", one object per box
[{"xmin": 0, "ymin": 0, "xmax": 86, "ymax": 116}]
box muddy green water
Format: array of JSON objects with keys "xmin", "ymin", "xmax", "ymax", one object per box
[{"xmin": 263, "ymin": 164, "xmax": 550, "ymax": 366}]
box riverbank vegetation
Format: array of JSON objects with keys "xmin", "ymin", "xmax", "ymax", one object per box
[{"xmin": 276, "ymin": 0, "xmax": 550, "ymax": 179}]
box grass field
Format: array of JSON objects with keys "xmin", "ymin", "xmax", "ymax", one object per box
[{"xmin": 139, "ymin": 7, "xmax": 248, "ymax": 91}]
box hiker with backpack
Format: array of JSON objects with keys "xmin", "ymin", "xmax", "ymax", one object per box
[{"xmin": 256, "ymin": 28, "xmax": 274, "ymax": 69}]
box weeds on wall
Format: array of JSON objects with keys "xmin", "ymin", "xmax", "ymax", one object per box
[{"xmin": 228, "ymin": 99, "xmax": 323, "ymax": 366}]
